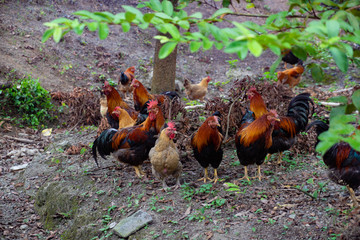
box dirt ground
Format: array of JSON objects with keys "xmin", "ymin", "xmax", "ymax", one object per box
[{"xmin": 0, "ymin": 0, "xmax": 360, "ymax": 240}]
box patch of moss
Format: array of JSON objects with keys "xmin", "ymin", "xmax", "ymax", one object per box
[{"xmin": 35, "ymin": 181, "xmax": 80, "ymax": 229}]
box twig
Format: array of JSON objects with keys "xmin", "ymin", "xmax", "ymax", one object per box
[
  {"xmin": 318, "ymin": 101, "xmax": 341, "ymax": 107},
  {"xmin": 225, "ymin": 12, "xmax": 319, "ymax": 19},
  {"xmin": 332, "ymin": 87, "xmax": 354, "ymax": 93},
  {"xmin": 184, "ymin": 104, "xmax": 205, "ymax": 110},
  {"xmin": 292, "ymin": 186, "xmax": 317, "ymax": 200},
  {"xmin": 4, "ymin": 135, "xmax": 35, "ymax": 144}
]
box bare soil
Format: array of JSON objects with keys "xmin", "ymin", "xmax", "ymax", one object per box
[{"xmin": 0, "ymin": 1, "xmax": 360, "ymax": 240}]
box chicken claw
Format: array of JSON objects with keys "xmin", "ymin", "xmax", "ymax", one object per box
[
  {"xmin": 347, "ymin": 186, "xmax": 359, "ymax": 208},
  {"xmin": 197, "ymin": 168, "xmax": 212, "ymax": 183},
  {"xmin": 237, "ymin": 166, "xmax": 250, "ymax": 182},
  {"xmin": 133, "ymin": 165, "xmax": 144, "ymax": 178}
]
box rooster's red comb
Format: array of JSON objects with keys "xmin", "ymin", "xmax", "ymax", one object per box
[
  {"xmin": 147, "ymin": 100, "xmax": 158, "ymax": 110},
  {"xmin": 167, "ymin": 121, "xmax": 176, "ymax": 130}
]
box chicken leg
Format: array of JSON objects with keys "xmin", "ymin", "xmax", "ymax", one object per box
[
  {"xmin": 213, "ymin": 168, "xmax": 219, "ymax": 183},
  {"xmin": 347, "ymin": 186, "xmax": 359, "ymax": 208},
  {"xmin": 133, "ymin": 165, "xmax": 144, "ymax": 178},
  {"xmin": 255, "ymin": 165, "xmax": 262, "ymax": 181},
  {"xmin": 237, "ymin": 166, "xmax": 250, "ymax": 181},
  {"xmin": 277, "ymin": 152, "xmax": 283, "ymax": 164},
  {"xmin": 198, "ymin": 167, "xmax": 212, "ymax": 183}
]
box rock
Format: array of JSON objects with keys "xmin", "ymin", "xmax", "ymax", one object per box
[
  {"xmin": 113, "ymin": 210, "xmax": 153, "ymax": 238},
  {"xmin": 289, "ymin": 214, "xmax": 296, "ymax": 219},
  {"xmin": 20, "ymin": 224, "xmax": 28, "ymax": 230},
  {"xmin": 10, "ymin": 163, "xmax": 29, "ymax": 171}
]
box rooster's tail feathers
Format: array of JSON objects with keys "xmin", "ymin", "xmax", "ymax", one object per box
[
  {"xmin": 306, "ymin": 120, "xmax": 329, "ymax": 137},
  {"xmin": 287, "ymin": 93, "xmax": 314, "ymax": 133},
  {"xmin": 92, "ymin": 128, "xmax": 118, "ymax": 167}
]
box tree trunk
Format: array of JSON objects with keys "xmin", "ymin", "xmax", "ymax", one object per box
[{"xmin": 151, "ymin": 32, "xmax": 177, "ymax": 94}]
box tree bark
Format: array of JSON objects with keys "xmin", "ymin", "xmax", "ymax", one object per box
[{"xmin": 151, "ymin": 32, "xmax": 177, "ymax": 93}]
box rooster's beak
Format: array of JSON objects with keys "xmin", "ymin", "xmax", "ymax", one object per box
[{"xmin": 275, "ymin": 118, "xmax": 280, "ymax": 122}]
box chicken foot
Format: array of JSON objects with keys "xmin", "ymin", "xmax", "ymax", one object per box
[
  {"xmin": 253, "ymin": 165, "xmax": 262, "ymax": 181},
  {"xmin": 237, "ymin": 166, "xmax": 250, "ymax": 182},
  {"xmin": 213, "ymin": 169, "xmax": 219, "ymax": 184},
  {"xmin": 346, "ymin": 186, "xmax": 359, "ymax": 208},
  {"xmin": 133, "ymin": 165, "xmax": 145, "ymax": 178},
  {"xmin": 198, "ymin": 168, "xmax": 212, "ymax": 183}
]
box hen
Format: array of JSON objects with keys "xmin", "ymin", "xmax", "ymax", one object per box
[
  {"xmin": 307, "ymin": 120, "xmax": 360, "ymax": 207},
  {"xmin": 191, "ymin": 112, "xmax": 223, "ymax": 183},
  {"xmin": 112, "ymin": 106, "xmax": 135, "ymax": 129},
  {"xmin": 118, "ymin": 66, "xmax": 135, "ymax": 99},
  {"xmin": 99, "ymin": 91, "xmax": 108, "ymax": 118},
  {"xmin": 277, "ymin": 64, "xmax": 305, "ymax": 90},
  {"xmin": 103, "ymin": 81, "xmax": 138, "ymax": 129},
  {"xmin": 149, "ymin": 122, "xmax": 182, "ymax": 190},
  {"xmin": 281, "ymin": 50, "xmax": 303, "ymax": 69},
  {"xmin": 92, "ymin": 100, "xmax": 165, "ymax": 177},
  {"xmin": 235, "ymin": 110, "xmax": 280, "ymax": 181},
  {"xmin": 184, "ymin": 76, "xmax": 211, "ymax": 101}
]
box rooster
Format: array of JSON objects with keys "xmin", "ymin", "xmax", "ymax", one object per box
[
  {"xmin": 149, "ymin": 122, "xmax": 182, "ymax": 190},
  {"xmin": 307, "ymin": 121, "xmax": 360, "ymax": 207},
  {"xmin": 247, "ymin": 87, "xmax": 313, "ymax": 164},
  {"xmin": 103, "ymin": 81, "xmax": 138, "ymax": 129},
  {"xmin": 183, "ymin": 76, "xmax": 211, "ymax": 101},
  {"xmin": 247, "ymin": 87, "xmax": 267, "ymax": 120},
  {"xmin": 235, "ymin": 110, "xmax": 280, "ymax": 181},
  {"xmin": 277, "ymin": 64, "xmax": 305, "ymax": 90},
  {"xmin": 112, "ymin": 106, "xmax": 135, "ymax": 129},
  {"xmin": 118, "ymin": 66, "xmax": 135, "ymax": 99},
  {"xmin": 281, "ymin": 50, "xmax": 303, "ymax": 69},
  {"xmin": 92, "ymin": 100, "xmax": 165, "ymax": 177},
  {"xmin": 268, "ymin": 93, "xmax": 313, "ymax": 163},
  {"xmin": 191, "ymin": 112, "xmax": 224, "ymax": 183}
]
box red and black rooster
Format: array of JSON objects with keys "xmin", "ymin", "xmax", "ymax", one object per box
[
  {"xmin": 92, "ymin": 100, "xmax": 165, "ymax": 178},
  {"xmin": 307, "ymin": 120, "xmax": 360, "ymax": 207}
]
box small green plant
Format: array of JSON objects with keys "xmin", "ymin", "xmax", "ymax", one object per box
[
  {"xmin": 4, "ymin": 75, "xmax": 55, "ymax": 127},
  {"xmin": 226, "ymin": 59, "xmax": 238, "ymax": 68}
]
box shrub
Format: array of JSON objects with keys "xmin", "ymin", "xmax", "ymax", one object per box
[{"xmin": 4, "ymin": 75, "xmax": 55, "ymax": 127}]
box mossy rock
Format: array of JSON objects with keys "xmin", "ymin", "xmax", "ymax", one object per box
[{"xmin": 35, "ymin": 181, "xmax": 80, "ymax": 229}]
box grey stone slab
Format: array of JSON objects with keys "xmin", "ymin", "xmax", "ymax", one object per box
[{"xmin": 113, "ymin": 210, "xmax": 153, "ymax": 238}]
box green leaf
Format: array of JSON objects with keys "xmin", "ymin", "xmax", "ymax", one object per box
[
  {"xmin": 247, "ymin": 39, "xmax": 262, "ymax": 57},
  {"xmin": 345, "ymin": 103, "xmax": 357, "ymax": 114},
  {"xmin": 178, "ymin": 20, "xmax": 190, "ymax": 30},
  {"xmin": 222, "ymin": 0, "xmax": 231, "ymax": 7},
  {"xmin": 330, "ymin": 105, "xmax": 346, "ymax": 120},
  {"xmin": 53, "ymin": 27, "xmax": 62, "ymax": 43},
  {"xmin": 330, "ymin": 46, "xmax": 348, "ymax": 72},
  {"xmin": 121, "ymin": 22, "xmax": 131, "ymax": 32},
  {"xmin": 352, "ymin": 89, "xmax": 360, "ymax": 110},
  {"xmin": 246, "ymin": 3, "xmax": 255, "ymax": 9},
  {"xmin": 122, "ymin": 5, "xmax": 144, "ymax": 18},
  {"xmin": 159, "ymin": 42, "xmax": 177, "ymax": 59},
  {"xmin": 202, "ymin": 38, "xmax": 213, "ymax": 50},
  {"xmin": 190, "ymin": 12, "xmax": 202, "ymax": 18},
  {"xmin": 143, "ymin": 13, "xmax": 155, "ymax": 23},
  {"xmin": 125, "ymin": 11, "xmax": 136, "ymax": 22},
  {"xmin": 347, "ymin": 12, "xmax": 359, "ymax": 31},
  {"xmin": 268, "ymin": 45, "xmax": 281, "ymax": 55},
  {"xmin": 189, "ymin": 41, "xmax": 202, "ymax": 52},
  {"xmin": 328, "ymin": 96, "xmax": 348, "ymax": 104},
  {"xmin": 42, "ymin": 29, "xmax": 54, "ymax": 43},
  {"xmin": 164, "ymin": 24, "xmax": 180, "ymax": 40},
  {"xmin": 162, "ymin": 0, "xmax": 173, "ymax": 17},
  {"xmin": 292, "ymin": 46, "xmax": 307, "ymax": 61},
  {"xmin": 326, "ymin": 20, "xmax": 340, "ymax": 38},
  {"xmin": 98, "ymin": 22, "xmax": 109, "ymax": 40},
  {"xmin": 310, "ymin": 64, "xmax": 324, "ymax": 82},
  {"xmin": 150, "ymin": 0, "xmax": 163, "ymax": 11},
  {"xmin": 224, "ymin": 40, "xmax": 246, "ymax": 53},
  {"xmin": 211, "ymin": 8, "xmax": 233, "ymax": 18},
  {"xmin": 73, "ymin": 10, "xmax": 93, "ymax": 19},
  {"xmin": 87, "ymin": 22, "xmax": 99, "ymax": 32},
  {"xmin": 269, "ymin": 56, "xmax": 282, "ymax": 75}
]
